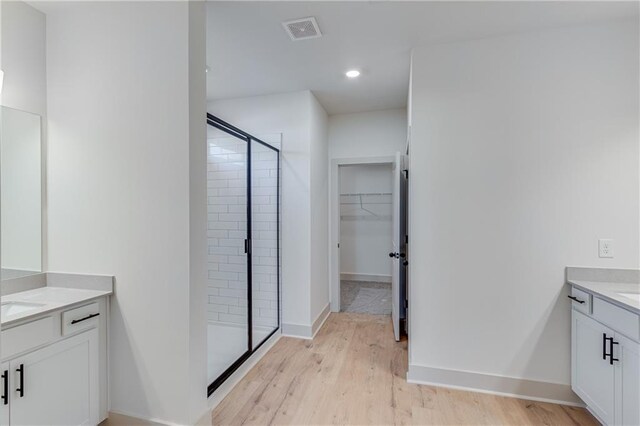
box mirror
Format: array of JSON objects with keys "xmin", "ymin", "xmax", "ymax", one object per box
[{"xmin": 0, "ymin": 106, "xmax": 42, "ymax": 280}]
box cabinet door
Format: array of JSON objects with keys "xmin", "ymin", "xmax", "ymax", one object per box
[
  {"xmin": 572, "ymin": 309, "xmax": 616, "ymax": 424},
  {"xmin": 0, "ymin": 362, "xmax": 8, "ymax": 426},
  {"xmin": 615, "ymin": 333, "xmax": 640, "ymax": 426},
  {"xmin": 9, "ymin": 329, "xmax": 98, "ymax": 426}
]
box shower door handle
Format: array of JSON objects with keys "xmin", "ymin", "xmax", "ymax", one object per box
[{"xmin": 244, "ymin": 239, "xmax": 251, "ymax": 255}]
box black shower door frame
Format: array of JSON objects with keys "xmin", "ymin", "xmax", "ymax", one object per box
[{"xmin": 206, "ymin": 113, "xmax": 281, "ymax": 397}]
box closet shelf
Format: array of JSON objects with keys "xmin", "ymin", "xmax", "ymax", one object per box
[
  {"xmin": 340, "ymin": 192, "xmax": 392, "ymax": 196},
  {"xmin": 340, "ymin": 215, "xmax": 391, "ymax": 221},
  {"xmin": 340, "ymin": 192, "xmax": 392, "ymax": 220}
]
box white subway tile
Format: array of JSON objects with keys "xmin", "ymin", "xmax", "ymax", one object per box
[
  {"xmin": 219, "ymin": 238, "xmax": 244, "ymax": 247},
  {"xmin": 253, "ymin": 291, "xmax": 277, "ymax": 301},
  {"xmin": 218, "ymin": 187, "xmax": 246, "ymax": 197},
  {"xmin": 208, "ymin": 254, "xmax": 228, "ymax": 263},
  {"xmin": 207, "ymin": 279, "xmax": 229, "ymax": 294},
  {"xmin": 209, "ymin": 270, "xmax": 238, "ymax": 280},
  {"xmin": 251, "ymin": 196, "xmax": 270, "ymax": 205},
  {"xmin": 208, "ymin": 196, "xmax": 238, "ymax": 205},
  {"xmin": 228, "ymin": 230, "xmax": 247, "ymax": 239},
  {"xmin": 219, "ymin": 288, "xmax": 246, "ymax": 298},
  {"xmin": 209, "ymin": 221, "xmax": 238, "ymax": 230},
  {"xmin": 210, "ymin": 296, "xmax": 239, "ymax": 306},
  {"xmin": 219, "ymin": 263, "xmax": 247, "ymax": 273},
  {"xmin": 207, "ymin": 179, "xmax": 228, "ymax": 188},
  {"xmin": 218, "ymin": 213, "xmax": 246, "ymax": 222},
  {"xmin": 228, "ymin": 306, "xmax": 248, "ymax": 315},
  {"xmin": 208, "ymin": 170, "xmax": 238, "ymax": 180},
  {"xmin": 227, "ymin": 280, "xmax": 247, "ymax": 290},
  {"xmin": 227, "ymin": 255, "xmax": 247, "ymax": 264},
  {"xmin": 208, "ymin": 303, "xmax": 229, "ymax": 313},
  {"xmin": 209, "ymin": 246, "xmax": 239, "ymax": 255},
  {"xmin": 207, "ymin": 229, "xmax": 228, "ymax": 239},
  {"xmin": 218, "ymin": 313, "xmax": 247, "ymax": 323}
]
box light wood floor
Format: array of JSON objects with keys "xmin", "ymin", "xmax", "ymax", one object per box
[{"xmin": 211, "ymin": 313, "xmax": 597, "ymax": 425}]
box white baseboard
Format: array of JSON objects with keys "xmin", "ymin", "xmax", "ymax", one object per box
[
  {"xmin": 311, "ymin": 304, "xmax": 331, "ymax": 338},
  {"xmin": 407, "ymin": 364, "xmax": 583, "ymax": 406},
  {"xmin": 281, "ymin": 322, "xmax": 312, "ymax": 338},
  {"xmin": 108, "ymin": 409, "xmax": 182, "ymax": 426},
  {"xmin": 282, "ymin": 303, "xmax": 331, "ymax": 340},
  {"xmin": 340, "ymin": 273, "xmax": 391, "ymax": 283}
]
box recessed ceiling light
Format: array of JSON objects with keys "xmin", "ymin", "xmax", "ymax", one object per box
[{"xmin": 346, "ymin": 70, "xmax": 360, "ymax": 78}]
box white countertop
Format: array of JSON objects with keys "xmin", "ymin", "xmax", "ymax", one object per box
[
  {"xmin": 1, "ymin": 287, "xmax": 112, "ymax": 327},
  {"xmin": 568, "ymin": 279, "xmax": 640, "ymax": 315}
]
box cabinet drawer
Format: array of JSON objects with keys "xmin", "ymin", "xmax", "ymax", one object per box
[
  {"xmin": 62, "ymin": 302, "xmax": 100, "ymax": 336},
  {"xmin": 593, "ymin": 297, "xmax": 640, "ymax": 342},
  {"xmin": 1, "ymin": 316, "xmax": 57, "ymax": 360},
  {"xmin": 570, "ymin": 287, "xmax": 592, "ymax": 314}
]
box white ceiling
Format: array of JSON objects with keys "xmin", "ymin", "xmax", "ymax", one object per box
[{"xmin": 207, "ymin": 1, "xmax": 637, "ymax": 115}]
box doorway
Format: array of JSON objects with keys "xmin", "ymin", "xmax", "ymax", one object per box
[
  {"xmin": 338, "ymin": 163, "xmax": 393, "ymax": 315},
  {"xmin": 330, "ymin": 154, "xmax": 408, "ymax": 341}
]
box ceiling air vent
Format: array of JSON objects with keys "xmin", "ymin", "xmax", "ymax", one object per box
[{"xmin": 282, "ymin": 17, "xmax": 322, "ymax": 41}]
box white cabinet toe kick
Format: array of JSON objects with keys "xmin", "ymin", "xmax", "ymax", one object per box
[
  {"xmin": 0, "ymin": 297, "xmax": 109, "ymax": 426},
  {"xmin": 569, "ymin": 284, "xmax": 639, "ymax": 426}
]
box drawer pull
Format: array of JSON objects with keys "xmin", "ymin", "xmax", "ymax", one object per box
[
  {"xmin": 1, "ymin": 370, "xmax": 7, "ymax": 405},
  {"xmin": 71, "ymin": 313, "xmax": 100, "ymax": 324},
  {"xmin": 568, "ymin": 295, "xmax": 585, "ymax": 304},
  {"xmin": 16, "ymin": 364, "xmax": 24, "ymax": 398}
]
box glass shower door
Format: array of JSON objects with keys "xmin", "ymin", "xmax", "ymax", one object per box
[
  {"xmin": 250, "ymin": 140, "xmax": 280, "ymax": 349},
  {"xmin": 206, "ymin": 114, "xmax": 281, "ymax": 396},
  {"xmin": 206, "ymin": 132, "xmax": 250, "ymax": 386}
]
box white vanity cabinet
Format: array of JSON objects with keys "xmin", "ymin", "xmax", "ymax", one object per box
[
  {"xmin": 572, "ymin": 310, "xmax": 616, "ymax": 423},
  {"xmin": 0, "ymin": 362, "xmax": 9, "ymax": 426},
  {"xmin": 615, "ymin": 333, "xmax": 640, "ymax": 426},
  {"xmin": 0, "ymin": 298, "xmax": 107, "ymax": 426},
  {"xmin": 8, "ymin": 330, "xmax": 98, "ymax": 426},
  {"xmin": 570, "ymin": 288, "xmax": 640, "ymax": 426}
]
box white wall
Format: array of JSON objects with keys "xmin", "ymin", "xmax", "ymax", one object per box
[
  {"xmin": 329, "ymin": 108, "xmax": 407, "ymax": 159},
  {"xmin": 187, "ymin": 2, "xmax": 208, "ymax": 421},
  {"xmin": 45, "ymin": 2, "xmax": 207, "ymax": 423},
  {"xmin": 309, "ymin": 94, "xmax": 329, "ymax": 322},
  {"xmin": 339, "ymin": 164, "xmax": 392, "ymax": 279},
  {"xmin": 208, "ymin": 90, "xmax": 329, "ymax": 332},
  {"xmin": 408, "ymin": 19, "xmax": 639, "ymax": 399}
]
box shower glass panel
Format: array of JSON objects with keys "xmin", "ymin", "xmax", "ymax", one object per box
[
  {"xmin": 206, "ymin": 114, "xmax": 281, "ymax": 396},
  {"xmin": 206, "ymin": 131, "xmax": 250, "ymax": 386},
  {"xmin": 250, "ymin": 140, "xmax": 279, "ymax": 349}
]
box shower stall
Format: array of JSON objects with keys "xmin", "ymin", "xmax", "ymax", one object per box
[{"xmin": 206, "ymin": 114, "xmax": 281, "ymax": 396}]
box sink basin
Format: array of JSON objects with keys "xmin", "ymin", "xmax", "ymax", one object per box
[
  {"xmin": 617, "ymin": 292, "xmax": 640, "ymax": 303},
  {"xmin": 1, "ymin": 301, "xmax": 44, "ymax": 317}
]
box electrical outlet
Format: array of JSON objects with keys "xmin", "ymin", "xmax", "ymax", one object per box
[{"xmin": 599, "ymin": 239, "xmax": 614, "ymax": 258}]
